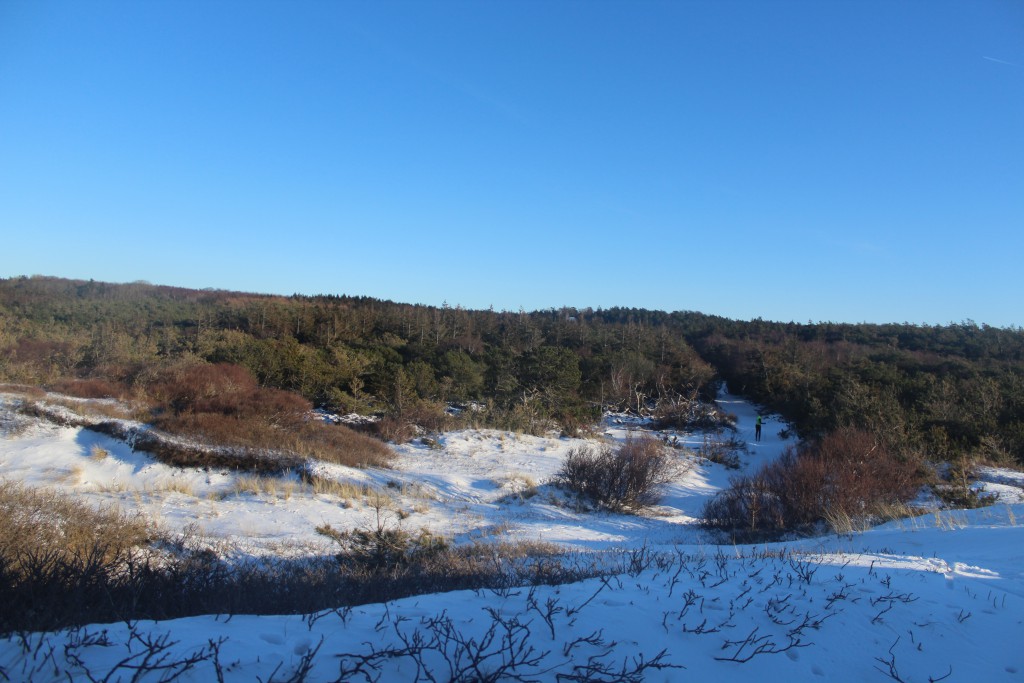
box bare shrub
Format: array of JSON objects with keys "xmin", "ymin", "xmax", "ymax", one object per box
[
  {"xmin": 374, "ymin": 414, "xmax": 419, "ymax": 444},
  {"xmin": 372, "ymin": 401, "xmax": 454, "ymax": 444},
  {"xmin": 317, "ymin": 521, "xmax": 447, "ymax": 571},
  {"xmin": 697, "ymin": 433, "xmax": 745, "ymax": 469},
  {"xmin": 49, "ymin": 377, "xmax": 125, "ymax": 399},
  {"xmin": 653, "ymin": 396, "xmax": 735, "ymax": 432},
  {"xmin": 556, "ymin": 436, "xmax": 683, "ymax": 511},
  {"xmin": 702, "ymin": 427, "xmax": 924, "ymax": 537}
]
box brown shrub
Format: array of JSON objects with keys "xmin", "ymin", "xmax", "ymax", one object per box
[
  {"xmin": 49, "ymin": 377, "xmax": 126, "ymax": 399},
  {"xmin": 370, "ymin": 401, "xmax": 454, "ymax": 444},
  {"xmin": 374, "ymin": 414, "xmax": 419, "ymax": 444},
  {"xmin": 148, "ymin": 363, "xmax": 287, "ymax": 417},
  {"xmin": 556, "ymin": 436, "xmax": 683, "ymax": 511},
  {"xmin": 702, "ymin": 427, "xmax": 924, "ymax": 536},
  {"xmin": 142, "ymin": 363, "xmax": 391, "ymax": 469},
  {"xmin": 0, "ymin": 384, "xmax": 47, "ymax": 402},
  {"xmin": 295, "ymin": 420, "xmax": 393, "ymax": 468}
]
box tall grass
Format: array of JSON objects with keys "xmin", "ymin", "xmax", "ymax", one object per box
[
  {"xmin": 0, "ymin": 481, "xmax": 604, "ymax": 634},
  {"xmin": 0, "ymin": 480, "xmax": 150, "ymax": 566}
]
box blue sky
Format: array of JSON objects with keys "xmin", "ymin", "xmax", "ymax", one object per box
[{"xmin": 1, "ymin": 1, "xmax": 1021, "ymax": 326}]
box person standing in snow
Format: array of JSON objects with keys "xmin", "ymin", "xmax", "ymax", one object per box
[{"xmin": 755, "ymin": 415, "xmax": 762, "ymax": 442}]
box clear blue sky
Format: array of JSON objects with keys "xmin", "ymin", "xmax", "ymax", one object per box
[{"xmin": 1, "ymin": 1, "xmax": 1021, "ymax": 326}]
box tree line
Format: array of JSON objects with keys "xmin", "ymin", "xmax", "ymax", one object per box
[{"xmin": 1, "ymin": 276, "xmax": 1021, "ymax": 465}]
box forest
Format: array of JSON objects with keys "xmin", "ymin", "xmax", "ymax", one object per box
[{"xmin": 2, "ymin": 275, "xmax": 1022, "ymax": 468}]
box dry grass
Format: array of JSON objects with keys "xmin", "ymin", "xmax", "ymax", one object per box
[
  {"xmin": 932, "ymin": 508, "xmax": 969, "ymax": 530},
  {"xmin": 305, "ymin": 474, "xmax": 373, "ymax": 500},
  {"xmin": 0, "ymin": 479, "xmax": 151, "ymax": 569},
  {"xmin": 495, "ymin": 471, "xmax": 538, "ymax": 490},
  {"xmin": 95, "ymin": 480, "xmax": 129, "ymax": 493},
  {"xmin": 89, "ymin": 444, "xmax": 109, "ymax": 461},
  {"xmin": 293, "ymin": 420, "xmax": 394, "ymax": 468},
  {"xmin": 494, "ymin": 472, "xmax": 541, "ymax": 503},
  {"xmin": 0, "ymin": 480, "xmax": 612, "ymax": 634},
  {"xmin": 156, "ymin": 478, "xmax": 197, "ymax": 497},
  {"xmin": 233, "ymin": 474, "xmax": 296, "ymax": 500},
  {"xmin": 822, "ymin": 507, "xmax": 858, "ymax": 535},
  {"xmin": 62, "ymin": 464, "xmax": 85, "ymax": 485},
  {"xmin": 47, "ymin": 396, "xmax": 143, "ymax": 421},
  {"xmin": 235, "ymin": 474, "xmax": 272, "ymax": 497},
  {"xmin": 0, "ymin": 384, "xmax": 46, "ymax": 399}
]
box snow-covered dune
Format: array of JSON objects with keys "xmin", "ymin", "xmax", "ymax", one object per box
[{"xmin": 2, "ymin": 392, "xmax": 1022, "ymax": 681}]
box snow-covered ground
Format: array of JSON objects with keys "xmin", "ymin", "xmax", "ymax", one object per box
[
  {"xmin": 0, "ymin": 390, "xmax": 793, "ymax": 557},
  {"xmin": 2, "ymin": 391, "xmax": 1023, "ymax": 681}
]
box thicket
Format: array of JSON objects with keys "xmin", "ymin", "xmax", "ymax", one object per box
[
  {"xmin": 2, "ymin": 276, "xmax": 1022, "ymax": 467},
  {"xmin": 11, "ymin": 363, "xmax": 392, "ymax": 471},
  {"xmin": 702, "ymin": 427, "xmax": 926, "ymax": 538},
  {"xmin": 691, "ymin": 318, "xmax": 1024, "ymax": 467},
  {"xmin": 146, "ymin": 362, "xmax": 392, "ymax": 468},
  {"xmin": 0, "ymin": 276, "xmax": 717, "ymax": 439}
]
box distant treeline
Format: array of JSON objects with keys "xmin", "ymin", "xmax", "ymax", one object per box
[{"xmin": 1, "ymin": 276, "xmax": 1022, "ymax": 464}]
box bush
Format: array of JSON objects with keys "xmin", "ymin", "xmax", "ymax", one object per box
[
  {"xmin": 697, "ymin": 433, "xmax": 744, "ymax": 469},
  {"xmin": 652, "ymin": 398, "xmax": 736, "ymax": 432},
  {"xmin": 317, "ymin": 523, "xmax": 448, "ymax": 571},
  {"xmin": 556, "ymin": 436, "xmax": 682, "ymax": 511},
  {"xmin": 148, "ymin": 362, "xmax": 309, "ymax": 425},
  {"xmin": 145, "ymin": 362, "xmax": 392, "ymax": 469},
  {"xmin": 372, "ymin": 400, "xmax": 453, "ymax": 444},
  {"xmin": 0, "ymin": 480, "xmax": 152, "ymax": 633},
  {"xmin": 49, "ymin": 377, "xmax": 126, "ymax": 399},
  {"xmin": 702, "ymin": 427, "xmax": 924, "ymax": 537}
]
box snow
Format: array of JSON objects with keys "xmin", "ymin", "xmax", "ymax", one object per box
[{"xmin": 2, "ymin": 391, "xmax": 1023, "ymax": 681}]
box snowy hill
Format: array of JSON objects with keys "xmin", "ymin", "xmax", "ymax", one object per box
[{"xmin": 1, "ymin": 391, "xmax": 1022, "ymax": 681}]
